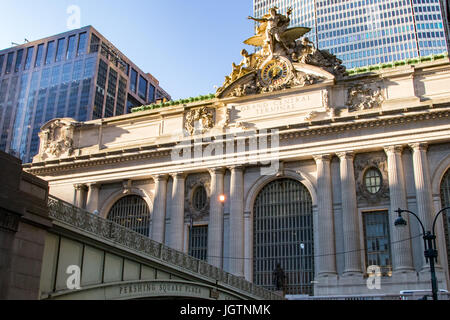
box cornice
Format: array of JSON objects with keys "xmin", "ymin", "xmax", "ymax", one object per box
[{"xmin": 23, "ymin": 106, "xmax": 450, "ymax": 175}]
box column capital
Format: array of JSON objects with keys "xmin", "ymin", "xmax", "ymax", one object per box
[
  {"xmin": 409, "ymin": 142, "xmax": 428, "ymax": 152},
  {"xmin": 208, "ymin": 167, "xmax": 226, "ymax": 176},
  {"xmin": 336, "ymin": 151, "xmax": 355, "ymax": 160},
  {"xmin": 312, "ymin": 154, "xmax": 332, "ymax": 163},
  {"xmin": 227, "ymin": 165, "xmax": 245, "ymax": 172},
  {"xmin": 152, "ymin": 174, "xmax": 169, "ymax": 182},
  {"xmin": 383, "ymin": 145, "xmax": 405, "ymax": 155},
  {"xmin": 86, "ymin": 182, "xmax": 101, "ymax": 189},
  {"xmin": 74, "ymin": 184, "xmax": 87, "ymax": 191},
  {"xmin": 171, "ymin": 172, "xmax": 187, "ymax": 180}
]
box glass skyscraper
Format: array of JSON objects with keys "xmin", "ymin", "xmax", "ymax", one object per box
[
  {"xmin": 253, "ymin": 0, "xmax": 450, "ymax": 69},
  {"xmin": 0, "ymin": 26, "xmax": 171, "ymax": 164}
]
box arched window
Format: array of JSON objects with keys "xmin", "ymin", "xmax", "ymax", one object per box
[
  {"xmin": 253, "ymin": 178, "xmax": 314, "ymax": 295},
  {"xmin": 440, "ymin": 168, "xmax": 450, "ymax": 274},
  {"xmin": 108, "ymin": 195, "xmax": 150, "ymax": 236}
]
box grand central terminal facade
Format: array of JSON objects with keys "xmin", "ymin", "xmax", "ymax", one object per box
[{"xmin": 24, "ymin": 9, "xmax": 450, "ymax": 297}]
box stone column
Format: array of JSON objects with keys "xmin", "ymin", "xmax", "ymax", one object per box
[
  {"xmin": 313, "ymin": 154, "xmax": 337, "ymax": 276},
  {"xmin": 207, "ymin": 168, "xmax": 225, "ymax": 268},
  {"xmin": 384, "ymin": 145, "xmax": 414, "ymax": 272},
  {"xmin": 86, "ymin": 183, "xmax": 100, "ymax": 213},
  {"xmin": 74, "ymin": 184, "xmax": 87, "ymax": 209},
  {"xmin": 229, "ymin": 166, "xmax": 245, "ymax": 277},
  {"xmin": 168, "ymin": 173, "xmax": 186, "ymax": 251},
  {"xmin": 151, "ymin": 174, "xmax": 169, "ymax": 244},
  {"xmin": 337, "ymin": 152, "xmax": 363, "ymax": 275},
  {"xmin": 409, "ymin": 143, "xmax": 436, "ymax": 270}
]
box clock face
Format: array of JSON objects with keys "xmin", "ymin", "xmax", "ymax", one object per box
[{"xmin": 260, "ymin": 58, "xmax": 292, "ymax": 87}]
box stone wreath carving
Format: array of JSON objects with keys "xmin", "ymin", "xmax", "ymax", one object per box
[
  {"xmin": 185, "ymin": 107, "xmax": 215, "ymax": 135},
  {"xmin": 184, "ymin": 174, "xmax": 211, "ymax": 221},
  {"xmin": 354, "ymin": 153, "xmax": 390, "ymax": 204},
  {"xmin": 346, "ymin": 84, "xmax": 384, "ymax": 112},
  {"xmin": 39, "ymin": 119, "xmax": 76, "ymax": 160}
]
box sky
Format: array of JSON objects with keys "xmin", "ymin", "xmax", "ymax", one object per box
[{"xmin": 0, "ymin": 0, "xmax": 256, "ymax": 100}]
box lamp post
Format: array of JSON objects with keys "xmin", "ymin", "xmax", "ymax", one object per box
[{"xmin": 395, "ymin": 206, "xmax": 450, "ymax": 301}]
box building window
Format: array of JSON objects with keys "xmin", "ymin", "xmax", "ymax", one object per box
[
  {"xmin": 148, "ymin": 84, "xmax": 155, "ymax": 103},
  {"xmin": 5, "ymin": 52, "xmax": 14, "ymax": 74},
  {"xmin": 440, "ymin": 168, "xmax": 450, "ymax": 275},
  {"xmin": 0, "ymin": 55, "xmax": 4, "ymax": 75},
  {"xmin": 108, "ymin": 195, "xmax": 151, "ymax": 237},
  {"xmin": 24, "ymin": 47, "xmax": 34, "ymax": 70},
  {"xmin": 77, "ymin": 32, "xmax": 87, "ymax": 56},
  {"xmin": 138, "ymin": 75, "xmax": 147, "ymax": 101},
  {"xmin": 55, "ymin": 38, "xmax": 66, "ymax": 62},
  {"xmin": 14, "ymin": 49, "xmax": 24, "ymax": 72},
  {"xmin": 35, "ymin": 44, "xmax": 44, "ymax": 67},
  {"xmin": 364, "ymin": 167, "xmax": 382, "ymax": 194},
  {"xmin": 90, "ymin": 33, "xmax": 100, "ymax": 53},
  {"xmin": 130, "ymin": 68, "xmax": 137, "ymax": 93},
  {"xmin": 45, "ymin": 41, "xmax": 55, "ymax": 65},
  {"xmin": 363, "ymin": 211, "xmax": 392, "ymax": 276},
  {"xmin": 192, "ymin": 186, "xmax": 207, "ymax": 211},
  {"xmin": 253, "ymin": 178, "xmax": 314, "ymax": 295},
  {"xmin": 66, "ymin": 35, "xmax": 76, "ymax": 60},
  {"xmin": 188, "ymin": 225, "xmax": 208, "ymax": 261}
]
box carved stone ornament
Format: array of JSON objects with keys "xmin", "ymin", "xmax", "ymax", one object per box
[
  {"xmin": 184, "ymin": 174, "xmax": 211, "ymax": 221},
  {"xmin": 185, "ymin": 107, "xmax": 215, "ymax": 136},
  {"xmin": 215, "ymin": 7, "xmax": 347, "ymax": 99},
  {"xmin": 354, "ymin": 153, "xmax": 390, "ymax": 204},
  {"xmin": 39, "ymin": 118, "xmax": 77, "ymax": 160},
  {"xmin": 346, "ymin": 84, "xmax": 385, "ymax": 112}
]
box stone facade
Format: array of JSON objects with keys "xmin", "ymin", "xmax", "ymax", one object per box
[
  {"xmin": 25, "ymin": 58, "xmax": 450, "ymax": 296},
  {"xmin": 0, "ymin": 151, "xmax": 51, "ymax": 299}
]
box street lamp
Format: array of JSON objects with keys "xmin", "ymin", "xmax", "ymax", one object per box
[{"xmin": 395, "ymin": 206, "xmax": 450, "ymax": 301}]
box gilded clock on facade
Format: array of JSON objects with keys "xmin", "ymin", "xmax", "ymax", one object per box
[{"xmin": 260, "ymin": 57, "xmax": 292, "ymax": 87}]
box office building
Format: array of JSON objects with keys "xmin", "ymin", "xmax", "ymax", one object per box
[
  {"xmin": 0, "ymin": 26, "xmax": 171, "ymax": 163},
  {"xmin": 253, "ymin": 0, "xmax": 450, "ymax": 69}
]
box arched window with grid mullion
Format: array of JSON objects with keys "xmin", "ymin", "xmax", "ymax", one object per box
[{"xmin": 107, "ymin": 195, "xmax": 150, "ymax": 237}]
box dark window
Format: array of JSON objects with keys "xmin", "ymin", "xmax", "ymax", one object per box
[
  {"xmin": 188, "ymin": 225, "xmax": 208, "ymax": 261},
  {"xmin": 5, "ymin": 52, "xmax": 14, "ymax": 74},
  {"xmin": 440, "ymin": 169, "xmax": 450, "ymax": 275},
  {"xmin": 24, "ymin": 47, "xmax": 34, "ymax": 70},
  {"xmin": 108, "ymin": 195, "xmax": 151, "ymax": 236},
  {"xmin": 253, "ymin": 178, "xmax": 314, "ymax": 295},
  {"xmin": 66, "ymin": 35, "xmax": 76, "ymax": 60},
  {"xmin": 35, "ymin": 44, "xmax": 44, "ymax": 67},
  {"xmin": 14, "ymin": 49, "xmax": 24, "ymax": 72},
  {"xmin": 90, "ymin": 33, "xmax": 100, "ymax": 53},
  {"xmin": 45, "ymin": 41, "xmax": 55, "ymax": 65},
  {"xmin": 116, "ymin": 76, "xmax": 127, "ymax": 116},
  {"xmin": 148, "ymin": 84, "xmax": 155, "ymax": 103},
  {"xmin": 0, "ymin": 55, "xmax": 4, "ymax": 74},
  {"xmin": 77, "ymin": 32, "xmax": 87, "ymax": 56},
  {"xmin": 55, "ymin": 38, "xmax": 66, "ymax": 62},
  {"xmin": 363, "ymin": 211, "xmax": 392, "ymax": 276},
  {"xmin": 130, "ymin": 68, "xmax": 137, "ymax": 93},
  {"xmin": 138, "ymin": 75, "xmax": 147, "ymax": 100}
]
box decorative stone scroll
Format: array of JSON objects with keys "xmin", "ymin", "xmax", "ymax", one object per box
[
  {"xmin": 184, "ymin": 107, "xmax": 215, "ymax": 136},
  {"xmin": 38, "ymin": 118, "xmax": 77, "ymax": 160},
  {"xmin": 346, "ymin": 84, "xmax": 385, "ymax": 112}
]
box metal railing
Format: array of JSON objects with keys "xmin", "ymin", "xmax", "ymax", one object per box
[{"xmin": 47, "ymin": 195, "xmax": 284, "ymax": 300}]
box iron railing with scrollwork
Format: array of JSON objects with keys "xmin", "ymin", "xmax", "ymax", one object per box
[{"xmin": 47, "ymin": 195, "xmax": 283, "ymax": 300}]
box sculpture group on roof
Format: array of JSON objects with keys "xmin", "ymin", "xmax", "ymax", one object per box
[{"xmin": 216, "ymin": 7, "xmax": 347, "ymax": 98}]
